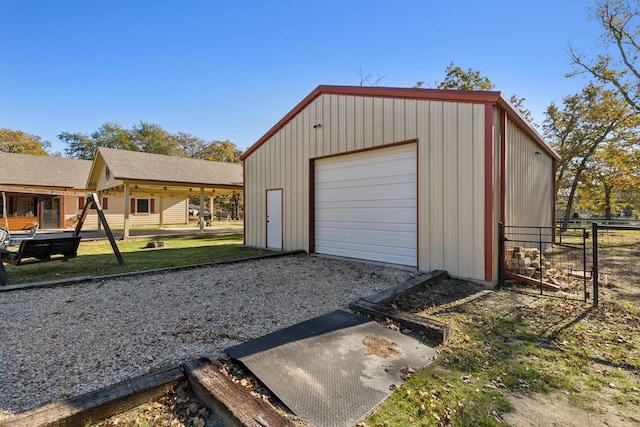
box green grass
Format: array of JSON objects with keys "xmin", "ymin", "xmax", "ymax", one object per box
[
  {"xmin": 364, "ymin": 288, "xmax": 640, "ymax": 426},
  {"xmin": 3, "ymin": 232, "xmax": 269, "ymax": 285}
]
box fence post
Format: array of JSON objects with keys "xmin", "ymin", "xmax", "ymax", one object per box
[
  {"xmin": 498, "ymin": 222, "xmax": 504, "ymax": 289},
  {"xmin": 592, "ymin": 222, "xmax": 599, "ymax": 307},
  {"xmin": 582, "ymin": 227, "xmax": 588, "ymax": 302}
]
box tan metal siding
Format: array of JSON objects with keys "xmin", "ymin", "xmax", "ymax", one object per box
[
  {"xmin": 504, "ymin": 119, "xmax": 554, "ymax": 230},
  {"xmin": 425, "ymin": 102, "xmax": 444, "ymax": 270}
]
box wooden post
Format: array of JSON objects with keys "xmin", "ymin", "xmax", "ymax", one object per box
[
  {"xmin": 0, "ymin": 259, "xmax": 10, "ymax": 286},
  {"xmin": 123, "ymin": 184, "xmax": 130, "ymax": 240},
  {"xmin": 199, "ymin": 187, "xmax": 205, "ymax": 233},
  {"xmin": 73, "ymin": 193, "xmax": 124, "ymax": 266},
  {"xmin": 97, "ymin": 191, "xmax": 103, "ymax": 232},
  {"xmin": 592, "ymin": 222, "xmax": 599, "ymax": 307}
]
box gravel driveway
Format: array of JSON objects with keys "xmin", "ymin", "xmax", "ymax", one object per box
[{"xmin": 0, "ymin": 254, "xmax": 417, "ymax": 420}]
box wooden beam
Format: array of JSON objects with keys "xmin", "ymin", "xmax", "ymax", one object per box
[
  {"xmin": 0, "ymin": 365, "xmax": 183, "ymax": 427},
  {"xmin": 350, "ymin": 299, "xmax": 451, "ymax": 345},
  {"xmin": 0, "ymin": 186, "xmax": 87, "ymax": 197},
  {"xmin": 362, "ymin": 270, "xmax": 447, "ymax": 305},
  {"xmin": 505, "ymin": 272, "xmax": 560, "ymax": 291},
  {"xmin": 183, "ymin": 357, "xmax": 296, "ymax": 427}
]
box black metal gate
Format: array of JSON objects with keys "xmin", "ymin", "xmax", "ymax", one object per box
[{"xmin": 499, "ymin": 223, "xmax": 592, "ymax": 303}]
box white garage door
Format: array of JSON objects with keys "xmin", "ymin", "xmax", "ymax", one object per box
[{"xmin": 314, "ymin": 144, "xmax": 417, "ymax": 266}]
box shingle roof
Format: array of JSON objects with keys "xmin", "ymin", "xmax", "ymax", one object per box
[
  {"xmin": 95, "ymin": 147, "xmax": 243, "ymax": 187},
  {"xmin": 0, "ymin": 152, "xmax": 92, "ymax": 189}
]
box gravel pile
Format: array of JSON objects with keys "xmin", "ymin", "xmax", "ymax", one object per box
[{"xmin": 0, "ymin": 254, "xmax": 417, "ymax": 420}]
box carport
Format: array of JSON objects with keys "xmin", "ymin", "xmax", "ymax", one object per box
[{"xmin": 87, "ymin": 147, "xmax": 243, "ymax": 239}]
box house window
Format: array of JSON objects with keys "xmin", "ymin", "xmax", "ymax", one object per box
[
  {"xmin": 102, "ymin": 197, "xmax": 108, "ymax": 210},
  {"xmin": 131, "ymin": 198, "xmax": 155, "ymax": 214},
  {"xmin": 136, "ymin": 198, "xmax": 150, "ymax": 214}
]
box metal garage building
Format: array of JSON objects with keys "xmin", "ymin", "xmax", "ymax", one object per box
[{"xmin": 241, "ymin": 85, "xmax": 559, "ymax": 285}]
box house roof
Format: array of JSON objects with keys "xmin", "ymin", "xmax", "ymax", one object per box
[
  {"xmin": 89, "ymin": 147, "xmax": 243, "ymax": 193},
  {"xmin": 241, "ymin": 85, "xmax": 559, "ymax": 161},
  {"xmin": 0, "ymin": 152, "xmax": 92, "ymax": 190}
]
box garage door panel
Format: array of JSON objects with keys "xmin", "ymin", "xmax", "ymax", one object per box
[
  {"xmin": 316, "ymin": 190, "xmax": 415, "ymax": 204},
  {"xmin": 315, "ymin": 198, "xmax": 416, "ymax": 210},
  {"xmin": 317, "ymin": 148, "xmax": 415, "ymax": 168},
  {"xmin": 314, "ymin": 242, "xmax": 416, "ymax": 265},
  {"xmin": 316, "ymin": 210, "xmax": 417, "ymax": 224},
  {"xmin": 314, "ymin": 144, "xmax": 417, "ymax": 267},
  {"xmin": 315, "ymin": 174, "xmax": 415, "ymax": 190},
  {"xmin": 315, "ymin": 228, "xmax": 416, "ymax": 248}
]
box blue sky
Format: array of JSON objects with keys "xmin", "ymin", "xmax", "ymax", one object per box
[{"xmin": 1, "ymin": 1, "xmax": 603, "ymax": 155}]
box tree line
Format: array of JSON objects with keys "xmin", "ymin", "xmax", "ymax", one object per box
[{"xmin": 1, "ymin": 122, "xmax": 242, "ymax": 164}]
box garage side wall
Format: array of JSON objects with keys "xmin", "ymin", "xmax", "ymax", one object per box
[
  {"xmin": 504, "ymin": 119, "xmax": 554, "ymax": 230},
  {"xmin": 244, "ymin": 94, "xmax": 487, "ymax": 281}
]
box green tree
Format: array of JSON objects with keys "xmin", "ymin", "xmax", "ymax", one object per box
[
  {"xmin": 60, "ymin": 122, "xmax": 136, "ymax": 159},
  {"xmin": 175, "ymin": 132, "xmax": 207, "ymax": 158},
  {"xmin": 569, "ymin": 0, "xmax": 640, "ymax": 113},
  {"xmin": 58, "ymin": 131, "xmax": 93, "ymax": 159},
  {"xmin": 579, "ymin": 142, "xmax": 640, "ymax": 218},
  {"xmin": 0, "ymin": 128, "xmax": 50, "ymax": 155},
  {"xmin": 543, "ymin": 83, "xmax": 639, "ymax": 225},
  {"xmin": 60, "ymin": 121, "xmax": 179, "ymax": 159},
  {"xmin": 437, "ymin": 62, "xmax": 495, "ymax": 91},
  {"xmin": 195, "ymin": 140, "xmax": 242, "ymax": 163},
  {"xmin": 60, "ymin": 121, "xmax": 243, "ymax": 163},
  {"xmin": 423, "ymin": 64, "xmax": 537, "ymax": 126},
  {"xmin": 131, "ymin": 122, "xmax": 178, "ymax": 155},
  {"xmin": 509, "ymin": 94, "xmax": 535, "ymax": 124}
]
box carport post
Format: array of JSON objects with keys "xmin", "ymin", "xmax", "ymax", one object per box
[
  {"xmin": 592, "ymin": 222, "xmax": 599, "ymax": 307},
  {"xmin": 199, "ymin": 187, "xmax": 205, "ymax": 233},
  {"xmin": 123, "ymin": 183, "xmax": 130, "ymax": 240}
]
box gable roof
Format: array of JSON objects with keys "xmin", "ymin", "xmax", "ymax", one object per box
[
  {"xmin": 241, "ymin": 85, "xmax": 559, "ymax": 161},
  {"xmin": 0, "ymin": 152, "xmax": 92, "ymax": 190},
  {"xmin": 88, "ymin": 147, "xmax": 243, "ymax": 190}
]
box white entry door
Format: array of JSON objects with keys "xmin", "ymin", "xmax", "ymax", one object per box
[{"xmin": 266, "ymin": 189, "xmax": 283, "ymax": 250}]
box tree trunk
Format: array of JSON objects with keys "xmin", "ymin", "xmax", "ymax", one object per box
[{"xmin": 604, "ymin": 184, "xmax": 612, "ymax": 220}]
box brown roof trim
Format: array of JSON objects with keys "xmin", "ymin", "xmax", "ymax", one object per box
[{"xmin": 241, "ymin": 85, "xmax": 559, "ymax": 161}]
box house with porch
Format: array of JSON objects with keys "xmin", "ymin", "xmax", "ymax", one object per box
[
  {"xmin": 0, "ymin": 152, "xmax": 92, "ymax": 230},
  {"xmin": 1, "ymin": 149, "xmax": 243, "ymax": 236},
  {"xmin": 86, "ymin": 147, "xmax": 243, "ymax": 238}
]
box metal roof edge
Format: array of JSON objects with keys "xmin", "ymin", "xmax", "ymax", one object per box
[
  {"xmin": 495, "ymin": 95, "xmax": 560, "ymax": 160},
  {"xmin": 240, "ymin": 85, "xmax": 559, "ymax": 161},
  {"xmin": 240, "ymin": 85, "xmax": 505, "ymax": 160}
]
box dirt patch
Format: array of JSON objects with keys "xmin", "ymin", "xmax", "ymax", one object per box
[
  {"xmin": 503, "ymin": 391, "xmax": 635, "ymax": 427},
  {"xmin": 92, "ymin": 381, "xmax": 211, "ymax": 427},
  {"xmin": 392, "ymin": 276, "xmax": 488, "ymax": 312},
  {"xmin": 362, "ymin": 335, "xmax": 401, "ymax": 359}
]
